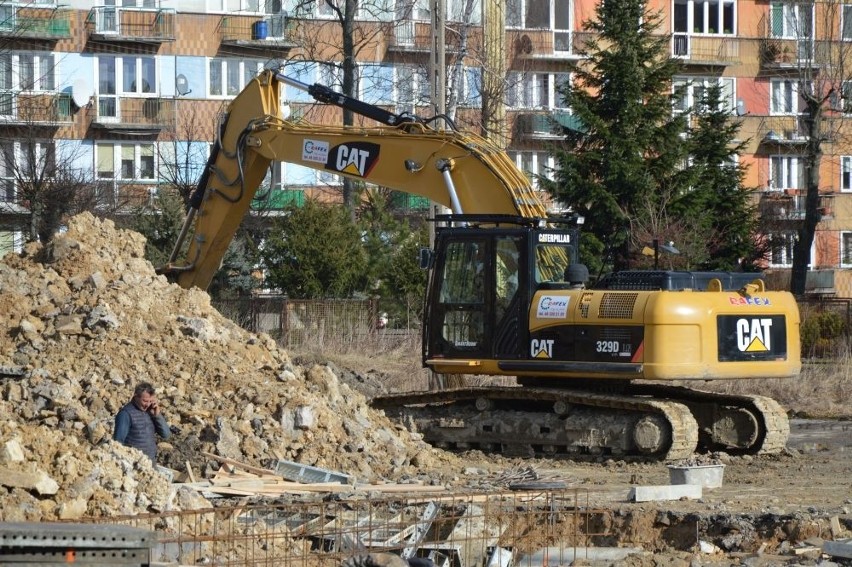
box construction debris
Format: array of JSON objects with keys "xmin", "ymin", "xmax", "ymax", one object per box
[
  {"xmin": 0, "ymin": 213, "xmax": 457, "ymax": 521},
  {"xmin": 186, "ymin": 453, "xmax": 447, "ymax": 498}
]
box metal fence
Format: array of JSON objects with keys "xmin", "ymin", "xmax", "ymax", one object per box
[
  {"xmin": 213, "ymin": 297, "xmax": 419, "ymax": 350},
  {"xmin": 84, "ymin": 489, "xmax": 612, "ymax": 567}
]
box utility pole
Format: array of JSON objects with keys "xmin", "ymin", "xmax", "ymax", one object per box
[
  {"xmin": 430, "ymin": 0, "xmax": 446, "ymax": 117},
  {"xmin": 429, "ymin": 0, "xmax": 448, "ymax": 244}
]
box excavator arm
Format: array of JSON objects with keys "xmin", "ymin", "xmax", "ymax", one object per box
[{"xmin": 163, "ymin": 69, "xmax": 547, "ymax": 290}]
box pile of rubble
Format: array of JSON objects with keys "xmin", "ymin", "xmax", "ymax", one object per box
[{"xmin": 0, "ymin": 213, "xmax": 452, "ymax": 521}]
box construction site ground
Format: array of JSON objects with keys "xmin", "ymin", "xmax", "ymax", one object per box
[{"xmin": 1, "ymin": 214, "xmax": 850, "ymax": 566}]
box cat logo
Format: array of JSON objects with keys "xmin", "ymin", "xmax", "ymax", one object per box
[
  {"xmin": 530, "ymin": 339, "xmax": 554, "ymax": 359},
  {"xmin": 736, "ymin": 318, "xmax": 772, "ymax": 352},
  {"xmin": 326, "ymin": 142, "xmax": 380, "ymax": 178}
]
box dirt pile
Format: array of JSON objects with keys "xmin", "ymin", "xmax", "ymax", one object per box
[{"xmin": 0, "ymin": 213, "xmax": 450, "ymax": 521}]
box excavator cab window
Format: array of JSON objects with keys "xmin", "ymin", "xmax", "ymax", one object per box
[
  {"xmin": 534, "ymin": 243, "xmax": 575, "ymax": 289},
  {"xmin": 435, "ymin": 239, "xmax": 489, "ymax": 352}
]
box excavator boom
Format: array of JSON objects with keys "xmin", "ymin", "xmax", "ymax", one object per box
[{"xmin": 164, "ymin": 70, "xmax": 545, "ymax": 290}]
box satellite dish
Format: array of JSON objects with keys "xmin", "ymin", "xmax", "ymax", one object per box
[
  {"xmin": 71, "ymin": 78, "xmax": 91, "ymax": 108},
  {"xmin": 176, "ymin": 74, "xmax": 191, "ymax": 96}
]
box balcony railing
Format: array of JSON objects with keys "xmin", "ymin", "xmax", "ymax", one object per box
[
  {"xmin": 759, "ymin": 190, "xmax": 834, "ymax": 221},
  {"xmin": 759, "ymin": 38, "xmax": 834, "ymax": 70},
  {"xmin": 86, "ymin": 6, "xmax": 175, "ymax": 42},
  {"xmin": 0, "ymin": 91, "xmax": 72, "ymax": 125},
  {"xmin": 671, "ymin": 34, "xmax": 739, "ymax": 64},
  {"xmin": 758, "ymin": 116, "xmax": 809, "ymax": 145},
  {"xmin": 220, "ymin": 14, "xmax": 295, "ymax": 45},
  {"xmin": 387, "ymin": 20, "xmax": 476, "ymax": 54},
  {"xmin": 91, "ymin": 96, "xmax": 175, "ymax": 130},
  {"xmin": 515, "ymin": 111, "xmax": 582, "ymax": 139},
  {"xmin": 0, "ymin": 5, "xmax": 72, "ymax": 39}
]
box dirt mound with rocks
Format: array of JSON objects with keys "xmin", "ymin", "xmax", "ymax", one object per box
[{"xmin": 0, "ymin": 213, "xmax": 453, "ymax": 522}]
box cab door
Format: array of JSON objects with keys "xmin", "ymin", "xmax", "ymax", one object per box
[{"xmin": 424, "ymin": 237, "xmax": 492, "ymax": 360}]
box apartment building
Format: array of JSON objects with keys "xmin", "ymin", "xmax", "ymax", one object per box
[{"xmin": 0, "ymin": 0, "xmax": 849, "ymax": 295}]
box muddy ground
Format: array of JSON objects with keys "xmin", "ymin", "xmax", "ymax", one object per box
[{"xmin": 408, "ymin": 419, "xmax": 852, "ymax": 566}]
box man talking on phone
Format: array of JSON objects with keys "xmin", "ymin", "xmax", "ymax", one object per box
[{"xmin": 113, "ymin": 382, "xmax": 171, "ymax": 463}]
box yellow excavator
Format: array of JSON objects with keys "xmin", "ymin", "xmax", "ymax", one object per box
[{"xmin": 163, "ymin": 69, "xmax": 799, "ymax": 461}]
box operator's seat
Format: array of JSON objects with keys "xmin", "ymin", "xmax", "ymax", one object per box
[{"xmin": 564, "ymin": 263, "xmax": 589, "ymax": 289}]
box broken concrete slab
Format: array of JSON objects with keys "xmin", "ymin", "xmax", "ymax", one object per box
[
  {"xmin": 0, "ymin": 467, "xmax": 60, "ymax": 495},
  {"xmin": 823, "ymin": 538, "xmax": 852, "ymax": 560},
  {"xmin": 519, "ymin": 545, "xmax": 644, "ymax": 564},
  {"xmin": 630, "ymin": 484, "xmax": 702, "ymax": 502}
]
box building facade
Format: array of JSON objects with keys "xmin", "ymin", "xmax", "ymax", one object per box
[{"xmin": 0, "ymin": 0, "xmax": 849, "ymax": 295}]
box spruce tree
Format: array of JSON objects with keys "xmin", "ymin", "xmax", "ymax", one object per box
[
  {"xmin": 543, "ymin": 0, "xmax": 688, "ymax": 274},
  {"xmin": 678, "ymin": 84, "xmax": 759, "ymax": 271}
]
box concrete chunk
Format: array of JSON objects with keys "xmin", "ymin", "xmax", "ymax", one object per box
[
  {"xmin": 823, "ymin": 538, "xmax": 852, "ymax": 559},
  {"xmin": 1, "ymin": 439, "xmax": 25, "ymax": 462},
  {"xmin": 0, "ymin": 467, "xmax": 60, "ymax": 495},
  {"xmin": 630, "ymin": 483, "xmax": 702, "ymax": 502}
]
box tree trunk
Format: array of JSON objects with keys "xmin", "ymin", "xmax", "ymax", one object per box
[
  {"xmin": 790, "ymin": 105, "xmax": 823, "ymax": 296},
  {"xmin": 341, "ymin": 0, "xmax": 357, "ymax": 218}
]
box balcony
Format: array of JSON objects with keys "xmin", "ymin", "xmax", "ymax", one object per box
[
  {"xmin": 671, "ymin": 34, "xmax": 739, "ymax": 66},
  {"xmin": 515, "ymin": 111, "xmax": 583, "ymax": 140},
  {"xmin": 757, "ymin": 116, "xmax": 809, "ymax": 146},
  {"xmin": 0, "ymin": 91, "xmax": 72, "ymax": 126},
  {"xmin": 0, "ymin": 2, "xmax": 71, "ymax": 40},
  {"xmin": 387, "ymin": 20, "xmax": 472, "ymax": 55},
  {"xmin": 86, "ymin": 6, "xmax": 175, "ymax": 43},
  {"xmin": 220, "ymin": 14, "xmax": 296, "ymax": 52},
  {"xmin": 759, "ymin": 189, "xmax": 834, "ymax": 221},
  {"xmin": 91, "ymin": 96, "xmax": 175, "ymax": 131},
  {"xmin": 758, "ymin": 38, "xmax": 830, "ymax": 72},
  {"xmin": 510, "ymin": 29, "xmax": 587, "ymax": 61}
]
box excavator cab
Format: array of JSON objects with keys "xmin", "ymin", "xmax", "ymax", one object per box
[{"xmin": 423, "ymin": 215, "xmax": 580, "ymax": 366}]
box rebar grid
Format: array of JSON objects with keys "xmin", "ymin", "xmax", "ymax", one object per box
[{"xmin": 83, "ymin": 489, "xmax": 609, "ymax": 567}]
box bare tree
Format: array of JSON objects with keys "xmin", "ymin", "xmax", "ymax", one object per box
[
  {"xmin": 759, "ymin": 1, "xmax": 852, "ymax": 295},
  {"xmin": 0, "ymin": 120, "xmax": 96, "ymax": 253}
]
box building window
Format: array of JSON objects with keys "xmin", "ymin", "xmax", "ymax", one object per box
[
  {"xmin": 0, "ymin": 140, "xmax": 55, "ymax": 201},
  {"xmin": 673, "ymin": 0, "xmax": 736, "ymax": 35},
  {"xmin": 112, "ymin": 0, "xmax": 158, "ymax": 7},
  {"xmin": 358, "ymin": 63, "xmax": 394, "ymax": 105},
  {"xmin": 394, "ymin": 0, "xmax": 429, "ymax": 21},
  {"xmin": 843, "ymin": 157, "xmax": 852, "ymax": 192},
  {"xmin": 769, "ymin": 155, "xmax": 803, "ymax": 191},
  {"xmin": 0, "ymin": 142, "xmax": 14, "ymax": 201},
  {"xmin": 395, "ymin": 65, "xmax": 430, "ymax": 114},
  {"xmin": 0, "ymin": 52, "xmax": 55, "ymax": 92},
  {"xmin": 96, "ymin": 143, "xmax": 156, "ymax": 181},
  {"xmin": 769, "ymin": 232, "xmax": 796, "ymax": 267},
  {"xmin": 507, "ymin": 151, "xmax": 554, "ymax": 188},
  {"xmin": 208, "ymin": 58, "xmax": 264, "ymax": 97},
  {"xmin": 842, "ymin": 232, "xmax": 852, "ymax": 266},
  {"xmin": 122, "ymin": 57, "xmax": 156, "ymax": 94},
  {"xmin": 206, "ymin": 0, "xmax": 261, "ymax": 13},
  {"xmin": 770, "ymin": 1, "xmax": 813, "ymax": 39},
  {"xmin": 507, "ymin": 0, "xmax": 550, "ymax": 29},
  {"xmin": 506, "ymin": 72, "xmax": 569, "ymax": 109},
  {"xmin": 770, "ymin": 79, "xmax": 797, "ymax": 115},
  {"xmin": 317, "ymin": 0, "xmax": 336, "ymax": 18},
  {"xmin": 673, "ymin": 76, "xmax": 735, "ymax": 113},
  {"xmin": 844, "ymin": 4, "xmax": 852, "ymax": 40}
]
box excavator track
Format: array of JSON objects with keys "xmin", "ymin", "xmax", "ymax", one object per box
[
  {"xmin": 372, "ymin": 387, "xmax": 700, "ymax": 461},
  {"xmin": 623, "ymin": 384, "xmax": 790, "ymax": 456},
  {"xmin": 372, "ymin": 384, "xmax": 789, "ymax": 461}
]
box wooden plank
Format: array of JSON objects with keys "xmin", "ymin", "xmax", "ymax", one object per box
[
  {"xmin": 201, "ymin": 451, "xmax": 277, "ymax": 476},
  {"xmin": 186, "ymin": 461, "xmax": 196, "ymax": 484}
]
